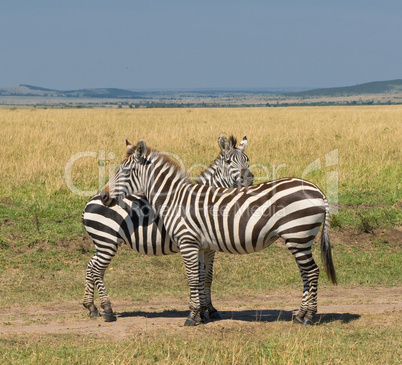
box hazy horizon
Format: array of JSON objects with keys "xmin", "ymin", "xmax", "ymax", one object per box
[{"xmin": 2, "ymin": 83, "xmax": 316, "ymax": 92}]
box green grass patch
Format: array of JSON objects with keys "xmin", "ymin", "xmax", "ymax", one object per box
[{"xmin": 0, "ymin": 186, "xmax": 88, "ymax": 249}]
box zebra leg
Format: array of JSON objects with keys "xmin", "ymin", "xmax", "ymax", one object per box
[
  {"xmin": 85, "ymin": 248, "xmax": 118, "ymax": 322},
  {"xmin": 204, "ymin": 250, "xmax": 221, "ymax": 320},
  {"xmin": 83, "ymin": 254, "xmax": 101, "ymax": 318},
  {"xmin": 298, "ymin": 263, "xmax": 319, "ymax": 326},
  {"xmin": 181, "ymin": 244, "xmax": 207, "ymax": 326},
  {"xmin": 286, "ymin": 241, "xmax": 320, "ymax": 326}
]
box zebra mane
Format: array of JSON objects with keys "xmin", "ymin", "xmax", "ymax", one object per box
[
  {"xmin": 126, "ymin": 144, "xmax": 190, "ymax": 182},
  {"xmin": 227, "ymin": 135, "xmax": 237, "ymax": 148}
]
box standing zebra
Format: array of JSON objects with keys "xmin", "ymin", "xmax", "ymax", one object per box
[
  {"xmin": 82, "ymin": 135, "xmax": 253, "ymax": 321},
  {"xmin": 101, "ymin": 139, "xmax": 337, "ymax": 326}
]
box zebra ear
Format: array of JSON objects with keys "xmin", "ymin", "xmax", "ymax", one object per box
[
  {"xmin": 126, "ymin": 139, "xmax": 133, "ymax": 150},
  {"xmin": 218, "ymin": 135, "xmax": 229, "ymax": 152},
  {"xmin": 134, "ymin": 140, "xmax": 147, "ymax": 160},
  {"xmin": 238, "ymin": 135, "xmax": 247, "ymax": 151}
]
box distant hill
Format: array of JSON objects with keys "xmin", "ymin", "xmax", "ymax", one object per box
[
  {"xmin": 2, "ymin": 80, "xmax": 402, "ymax": 99},
  {"xmin": 0, "ymin": 84, "xmax": 145, "ymax": 99},
  {"xmin": 1, "ymin": 80, "xmax": 402, "ymax": 107},
  {"xmin": 286, "ymin": 79, "xmax": 402, "ymax": 97}
]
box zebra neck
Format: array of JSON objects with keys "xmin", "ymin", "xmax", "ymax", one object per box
[
  {"xmin": 143, "ymin": 162, "xmax": 191, "ymax": 216},
  {"xmin": 196, "ymin": 165, "xmax": 224, "ymax": 187}
]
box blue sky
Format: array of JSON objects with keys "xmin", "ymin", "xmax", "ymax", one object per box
[{"xmin": 1, "ymin": 0, "xmax": 401, "ymax": 90}]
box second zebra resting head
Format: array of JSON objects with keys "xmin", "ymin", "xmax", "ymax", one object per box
[
  {"xmin": 101, "ymin": 135, "xmax": 254, "ymax": 207},
  {"xmin": 196, "ymin": 135, "xmax": 254, "ymax": 188}
]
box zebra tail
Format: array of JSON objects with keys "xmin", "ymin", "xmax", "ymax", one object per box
[{"xmin": 321, "ymin": 198, "xmax": 337, "ymax": 285}]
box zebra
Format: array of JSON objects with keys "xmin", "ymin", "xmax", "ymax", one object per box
[
  {"xmin": 100, "ymin": 139, "xmax": 337, "ymax": 327},
  {"xmin": 82, "ymin": 135, "xmax": 253, "ymax": 321}
]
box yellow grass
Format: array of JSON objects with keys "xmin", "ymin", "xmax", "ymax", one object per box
[{"xmin": 0, "ymin": 106, "xmax": 401, "ymax": 200}]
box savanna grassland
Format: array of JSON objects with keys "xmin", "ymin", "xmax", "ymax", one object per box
[{"xmin": 0, "ymin": 106, "xmax": 401, "ymax": 364}]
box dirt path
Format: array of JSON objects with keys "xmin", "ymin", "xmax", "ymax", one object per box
[{"xmin": 1, "ymin": 287, "xmax": 400, "ymax": 338}]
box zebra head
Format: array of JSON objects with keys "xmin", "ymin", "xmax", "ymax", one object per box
[
  {"xmin": 214, "ymin": 135, "xmax": 254, "ymax": 188},
  {"xmin": 101, "ymin": 139, "xmax": 148, "ymax": 207}
]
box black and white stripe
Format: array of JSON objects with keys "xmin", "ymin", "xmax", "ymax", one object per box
[
  {"xmin": 82, "ymin": 135, "xmax": 253, "ymax": 321},
  {"xmin": 101, "ymin": 139, "xmax": 337, "ymax": 326}
]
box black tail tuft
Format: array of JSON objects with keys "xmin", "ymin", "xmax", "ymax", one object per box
[{"xmin": 321, "ymin": 200, "xmax": 337, "ymax": 285}]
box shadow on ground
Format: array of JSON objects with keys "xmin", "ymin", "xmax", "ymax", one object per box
[{"xmin": 118, "ymin": 309, "xmax": 360, "ymax": 325}]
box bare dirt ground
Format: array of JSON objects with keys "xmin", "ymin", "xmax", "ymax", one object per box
[{"xmin": 0, "ymin": 287, "xmax": 400, "ymax": 338}]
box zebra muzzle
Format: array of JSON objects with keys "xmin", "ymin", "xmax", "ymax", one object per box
[
  {"xmin": 100, "ymin": 189, "xmax": 115, "ymax": 207},
  {"xmin": 240, "ymin": 169, "xmax": 255, "ymax": 187}
]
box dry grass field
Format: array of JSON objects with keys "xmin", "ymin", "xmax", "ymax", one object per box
[
  {"xmin": 1, "ymin": 106, "xmax": 400, "ymax": 191},
  {"xmin": 0, "ymin": 106, "xmax": 401, "ymax": 363}
]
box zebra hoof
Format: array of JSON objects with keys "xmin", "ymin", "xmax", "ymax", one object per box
[
  {"xmin": 184, "ymin": 308, "xmax": 204, "ymax": 326},
  {"xmin": 302, "ymin": 317, "xmax": 314, "ymax": 326},
  {"xmin": 83, "ymin": 303, "xmax": 100, "ymax": 318},
  {"xmin": 184, "ymin": 318, "xmax": 201, "ymax": 327},
  {"xmin": 293, "ymin": 314, "xmax": 304, "ymax": 324},
  {"xmin": 103, "ymin": 312, "xmax": 117, "ymax": 322},
  {"xmin": 89, "ymin": 309, "xmax": 100, "ymax": 318},
  {"xmin": 208, "ymin": 309, "xmax": 222, "ymax": 320},
  {"xmin": 293, "ymin": 313, "xmax": 304, "ymax": 324}
]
